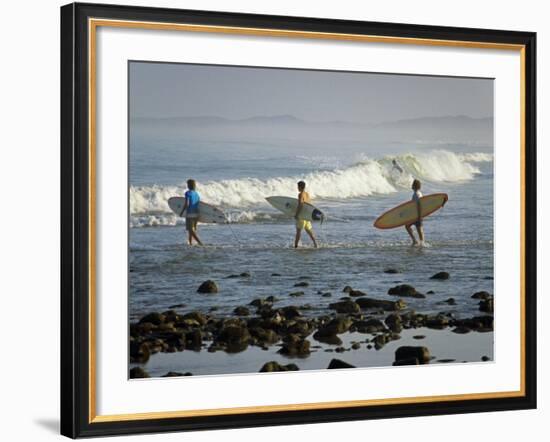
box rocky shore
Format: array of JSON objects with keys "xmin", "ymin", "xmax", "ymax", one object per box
[{"xmin": 129, "ymin": 272, "xmax": 494, "ymax": 378}]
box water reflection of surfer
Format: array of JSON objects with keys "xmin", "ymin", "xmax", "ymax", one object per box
[{"xmin": 392, "ymin": 159, "xmax": 404, "ymax": 174}]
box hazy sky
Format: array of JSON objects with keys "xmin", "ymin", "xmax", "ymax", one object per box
[{"xmin": 129, "ymin": 61, "xmax": 493, "ymax": 124}]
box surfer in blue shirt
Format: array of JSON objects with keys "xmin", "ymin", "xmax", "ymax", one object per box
[
  {"xmin": 405, "ymin": 179, "xmax": 425, "ymax": 246},
  {"xmin": 182, "ymin": 179, "xmax": 203, "ymax": 246}
]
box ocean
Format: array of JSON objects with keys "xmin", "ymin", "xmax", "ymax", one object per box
[{"xmin": 129, "ymin": 134, "xmax": 494, "ymax": 376}]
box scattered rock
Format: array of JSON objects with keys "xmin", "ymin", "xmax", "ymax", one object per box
[
  {"xmin": 443, "ymin": 298, "xmax": 457, "ymax": 305},
  {"xmin": 356, "ymin": 297, "xmax": 406, "ymax": 311},
  {"xmin": 481, "ymin": 356, "xmax": 491, "ymax": 362},
  {"xmin": 197, "ymin": 280, "xmax": 218, "ymax": 294},
  {"xmin": 384, "ymin": 268, "xmax": 400, "ymax": 274},
  {"xmin": 472, "ymin": 291, "xmax": 491, "ymax": 300},
  {"xmin": 162, "ymin": 371, "xmax": 192, "ymax": 377},
  {"xmin": 129, "ymin": 367, "xmax": 150, "ymax": 378},
  {"xmin": 342, "ymin": 286, "xmax": 353, "ymax": 293},
  {"xmin": 452, "ymin": 326, "xmax": 472, "ymax": 334},
  {"xmin": 278, "ymin": 335, "xmax": 311, "ymax": 356},
  {"xmin": 395, "ymin": 346, "xmax": 430, "ymax": 364},
  {"xmin": 388, "ymin": 284, "xmax": 425, "ymax": 298},
  {"xmin": 413, "ymin": 335, "xmax": 425, "ymax": 340},
  {"xmin": 139, "ymin": 312, "xmax": 165, "ymax": 325},
  {"xmin": 294, "ymin": 281, "xmax": 309, "ymax": 287},
  {"xmin": 351, "ymin": 342, "xmax": 361, "ymax": 350},
  {"xmin": 426, "ymin": 290, "xmax": 435, "ymax": 295},
  {"xmin": 181, "ymin": 311, "xmax": 207, "ymax": 326},
  {"xmin": 130, "ymin": 341, "xmax": 150, "ymax": 363},
  {"xmin": 281, "ymin": 306, "xmax": 302, "ymax": 319},
  {"xmin": 430, "ymin": 272, "xmax": 450, "ymax": 280},
  {"xmin": 315, "ymin": 317, "xmax": 352, "ymax": 336},
  {"xmin": 327, "ymin": 359, "xmax": 356, "ymax": 369},
  {"xmin": 479, "ymin": 298, "xmax": 494, "ymax": 313},
  {"xmin": 354, "ymin": 319, "xmax": 387, "ymax": 334},
  {"xmin": 437, "ymin": 359, "xmax": 456, "ymax": 363},
  {"xmin": 348, "ymin": 289, "xmax": 367, "ymax": 297},
  {"xmin": 393, "ymin": 357, "xmax": 419, "ymax": 366},
  {"xmin": 328, "ymin": 299, "xmax": 361, "ymax": 314},
  {"xmin": 233, "ymin": 306, "xmax": 250, "ymax": 316},
  {"xmin": 271, "ymin": 273, "xmax": 281, "ymax": 277},
  {"xmin": 289, "ymin": 291, "xmax": 305, "ymax": 297},
  {"xmin": 322, "ymin": 292, "xmax": 332, "ymax": 297},
  {"xmin": 260, "ymin": 361, "xmax": 299, "ymax": 372}
]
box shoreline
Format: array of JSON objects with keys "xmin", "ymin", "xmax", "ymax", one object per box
[{"xmin": 129, "ymin": 278, "xmax": 494, "ymax": 378}]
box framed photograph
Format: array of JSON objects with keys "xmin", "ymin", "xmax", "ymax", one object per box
[{"xmin": 60, "ymin": 2, "xmax": 537, "ymax": 438}]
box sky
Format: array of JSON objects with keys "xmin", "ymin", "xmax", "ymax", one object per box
[{"xmin": 129, "ymin": 61, "xmax": 493, "ymax": 124}]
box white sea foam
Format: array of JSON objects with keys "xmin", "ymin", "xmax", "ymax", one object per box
[{"xmin": 130, "ymin": 150, "xmax": 491, "ymax": 227}]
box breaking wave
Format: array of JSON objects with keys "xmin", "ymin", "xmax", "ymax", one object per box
[{"xmin": 130, "ymin": 150, "xmax": 491, "ymax": 227}]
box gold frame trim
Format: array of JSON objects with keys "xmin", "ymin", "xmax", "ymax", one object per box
[{"xmin": 88, "ymin": 18, "xmax": 527, "ymax": 424}]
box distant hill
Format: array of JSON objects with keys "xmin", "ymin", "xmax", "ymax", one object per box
[{"xmin": 131, "ymin": 114, "xmax": 493, "ymax": 146}]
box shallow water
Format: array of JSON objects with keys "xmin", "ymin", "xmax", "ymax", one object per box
[
  {"xmin": 129, "ymin": 327, "xmax": 494, "ymax": 378},
  {"xmin": 129, "ymin": 141, "xmax": 494, "ymax": 376}
]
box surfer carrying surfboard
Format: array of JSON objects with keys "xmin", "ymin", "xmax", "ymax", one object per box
[
  {"xmin": 294, "ymin": 181, "xmax": 318, "ymax": 249},
  {"xmin": 182, "ymin": 179, "xmax": 203, "ymax": 246},
  {"xmin": 405, "ymin": 179, "xmax": 425, "ymax": 246}
]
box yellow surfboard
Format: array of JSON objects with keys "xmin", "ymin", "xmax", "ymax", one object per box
[{"xmin": 374, "ymin": 193, "xmax": 448, "ymax": 229}]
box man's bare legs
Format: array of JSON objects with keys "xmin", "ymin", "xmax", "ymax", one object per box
[
  {"xmin": 405, "ymin": 224, "xmax": 418, "ymax": 245},
  {"xmin": 305, "ymin": 228, "xmax": 318, "ymax": 248},
  {"xmin": 295, "ymin": 227, "xmax": 318, "ymax": 248}
]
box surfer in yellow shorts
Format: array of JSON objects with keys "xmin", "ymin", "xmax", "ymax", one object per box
[
  {"xmin": 405, "ymin": 179, "xmax": 425, "ymax": 246},
  {"xmin": 294, "ymin": 181, "xmax": 318, "ymax": 249}
]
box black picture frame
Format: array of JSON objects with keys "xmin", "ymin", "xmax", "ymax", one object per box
[{"xmin": 60, "ymin": 2, "xmax": 537, "ymax": 438}]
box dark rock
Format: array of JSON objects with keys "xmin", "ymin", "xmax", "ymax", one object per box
[
  {"xmin": 249, "ymin": 298, "xmax": 271, "ymax": 308},
  {"xmin": 181, "ymin": 311, "xmax": 207, "ymax": 326},
  {"xmin": 373, "ymin": 334, "xmax": 389, "ymax": 350},
  {"xmin": 233, "ymin": 306, "xmax": 250, "ymax": 316},
  {"xmin": 313, "ymin": 334, "xmax": 343, "ymax": 346},
  {"xmin": 139, "ymin": 312, "xmax": 165, "ymax": 325},
  {"xmin": 481, "ymin": 355, "xmax": 491, "ymax": 362},
  {"xmin": 328, "ymin": 299, "xmax": 361, "ymax": 314},
  {"xmin": 384, "ymin": 268, "xmax": 400, "ymax": 274},
  {"xmin": 265, "ymin": 296, "xmax": 278, "ymax": 303},
  {"xmin": 426, "ymin": 314, "xmax": 450, "ymax": 329},
  {"xmin": 354, "ymin": 319, "xmax": 387, "ymax": 334},
  {"xmin": 472, "ymin": 291, "xmax": 491, "ymax": 300},
  {"xmin": 356, "ymin": 297, "xmax": 406, "ymax": 311},
  {"xmin": 129, "ymin": 367, "xmax": 150, "ymax": 378},
  {"xmin": 294, "ymin": 281, "xmax": 309, "ymax": 287},
  {"xmin": 342, "ymin": 286, "xmax": 353, "ymax": 293},
  {"xmin": 385, "ymin": 313, "xmax": 403, "ymax": 333},
  {"xmin": 393, "ymin": 357, "xmax": 420, "ymax": 366},
  {"xmin": 260, "ymin": 361, "xmax": 299, "ymax": 372},
  {"xmin": 327, "ymin": 359, "xmax": 356, "ymax": 369},
  {"xmin": 388, "ymin": 284, "xmax": 425, "ymax": 298},
  {"xmin": 271, "ymin": 273, "xmax": 281, "ymax": 277},
  {"xmin": 479, "ymin": 298, "xmax": 494, "ymax": 313},
  {"xmin": 430, "ymin": 271, "xmax": 450, "ymax": 280},
  {"xmin": 289, "ymin": 291, "xmax": 305, "ymax": 297},
  {"xmin": 437, "ymin": 359, "xmax": 456, "ymax": 363},
  {"xmin": 395, "ymin": 346, "xmax": 430, "ymax": 364},
  {"xmin": 351, "ymin": 342, "xmax": 361, "ymax": 350},
  {"xmin": 240, "ymin": 272, "xmax": 251, "ymax": 277},
  {"xmin": 316, "ymin": 317, "xmax": 353, "ymax": 336},
  {"xmin": 249, "ymin": 327, "xmax": 279, "ymax": 345},
  {"xmin": 348, "ymin": 289, "xmax": 367, "ymax": 297},
  {"xmin": 426, "ymin": 290, "xmax": 435, "ymax": 295},
  {"xmin": 443, "ymin": 298, "xmax": 457, "ymax": 305},
  {"xmin": 281, "ymin": 306, "xmax": 302, "ymax": 319},
  {"xmin": 162, "ymin": 371, "xmax": 192, "ymax": 377},
  {"xmin": 413, "ymin": 335, "xmax": 425, "ymax": 340},
  {"xmin": 452, "ymin": 326, "xmax": 472, "ymax": 334},
  {"xmin": 130, "ymin": 341, "xmax": 150, "ymax": 363},
  {"xmin": 278, "ymin": 336, "xmax": 311, "ymax": 356},
  {"xmin": 322, "ymin": 292, "xmax": 332, "ymax": 297},
  {"xmin": 197, "ymin": 280, "xmax": 218, "ymax": 293},
  {"xmin": 185, "ymin": 329, "xmax": 203, "ymax": 350}
]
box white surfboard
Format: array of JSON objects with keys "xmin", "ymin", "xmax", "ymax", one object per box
[
  {"xmin": 266, "ymin": 196, "xmax": 324, "ymax": 222},
  {"xmin": 168, "ymin": 197, "xmax": 227, "ymax": 224}
]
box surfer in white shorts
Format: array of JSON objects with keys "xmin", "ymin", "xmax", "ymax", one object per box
[
  {"xmin": 405, "ymin": 179, "xmax": 425, "ymax": 246},
  {"xmin": 294, "ymin": 181, "xmax": 318, "ymax": 249}
]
